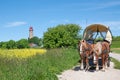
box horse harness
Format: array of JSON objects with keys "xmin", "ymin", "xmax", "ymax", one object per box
[
  {"xmin": 101, "ymin": 42, "xmax": 110, "ymax": 54},
  {"xmin": 80, "ymin": 42, "xmax": 93, "ymax": 59}
]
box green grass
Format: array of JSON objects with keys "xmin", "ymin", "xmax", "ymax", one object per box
[
  {"xmin": 111, "ymin": 48, "xmax": 120, "ymax": 53},
  {"xmin": 0, "ymin": 48, "xmax": 79, "ymax": 80},
  {"xmin": 111, "ymin": 40, "xmax": 120, "ymax": 48},
  {"xmin": 111, "ymin": 57, "xmax": 120, "ymax": 69}
]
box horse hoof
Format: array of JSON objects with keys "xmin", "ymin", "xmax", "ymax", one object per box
[
  {"xmin": 85, "ymin": 68, "xmax": 88, "ymax": 72},
  {"xmin": 85, "ymin": 70, "xmax": 87, "ymax": 72},
  {"xmin": 101, "ymin": 69, "xmax": 105, "ymax": 72},
  {"xmin": 96, "ymin": 68, "xmax": 99, "ymax": 71},
  {"xmin": 102, "ymin": 70, "xmax": 105, "ymax": 72},
  {"xmin": 80, "ymin": 67, "xmax": 84, "ymax": 70},
  {"xmin": 96, "ymin": 69, "xmax": 99, "ymax": 71},
  {"xmin": 80, "ymin": 69, "xmax": 84, "ymax": 71}
]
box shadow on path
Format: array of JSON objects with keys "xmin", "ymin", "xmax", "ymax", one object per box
[{"xmin": 73, "ymin": 65, "xmax": 103, "ymax": 72}]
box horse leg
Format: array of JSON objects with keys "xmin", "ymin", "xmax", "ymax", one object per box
[
  {"xmin": 80, "ymin": 59, "xmax": 84, "ymax": 70},
  {"xmin": 107, "ymin": 54, "xmax": 110, "ymax": 67},
  {"xmin": 80, "ymin": 54, "xmax": 84, "ymax": 70},
  {"xmin": 105, "ymin": 54, "xmax": 109, "ymax": 69},
  {"xmin": 85, "ymin": 57, "xmax": 89, "ymax": 71},
  {"xmin": 93, "ymin": 53, "xmax": 97, "ymax": 64},
  {"xmin": 85, "ymin": 53, "xmax": 90, "ymax": 71},
  {"xmin": 95, "ymin": 55, "xmax": 99, "ymax": 71},
  {"xmin": 101, "ymin": 54, "xmax": 105, "ymax": 71}
]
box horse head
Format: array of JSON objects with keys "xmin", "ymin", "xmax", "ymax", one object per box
[
  {"xmin": 80, "ymin": 39, "xmax": 89, "ymax": 50},
  {"xmin": 78, "ymin": 40, "xmax": 84, "ymax": 52}
]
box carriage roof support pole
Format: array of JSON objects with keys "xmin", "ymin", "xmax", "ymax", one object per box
[
  {"xmin": 94, "ymin": 26, "xmax": 99, "ymax": 41},
  {"xmin": 100, "ymin": 32, "xmax": 105, "ymax": 39}
]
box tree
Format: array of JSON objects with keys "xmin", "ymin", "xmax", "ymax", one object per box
[
  {"xmin": 0, "ymin": 42, "xmax": 7, "ymax": 49},
  {"xmin": 0, "ymin": 42, "xmax": 3, "ymax": 48},
  {"xmin": 28, "ymin": 36, "xmax": 42, "ymax": 46},
  {"xmin": 113, "ymin": 36, "xmax": 120, "ymax": 41},
  {"xmin": 6, "ymin": 40, "xmax": 17, "ymax": 49},
  {"xmin": 17, "ymin": 39, "xmax": 29, "ymax": 49},
  {"xmin": 43, "ymin": 24, "xmax": 82, "ymax": 48}
]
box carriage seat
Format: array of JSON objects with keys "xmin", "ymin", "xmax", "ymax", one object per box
[{"xmin": 86, "ymin": 39, "xmax": 94, "ymax": 44}]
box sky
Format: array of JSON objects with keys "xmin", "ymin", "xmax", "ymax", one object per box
[{"xmin": 0, "ymin": 0, "xmax": 120, "ymax": 41}]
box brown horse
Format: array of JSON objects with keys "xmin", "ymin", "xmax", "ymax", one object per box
[
  {"xmin": 93, "ymin": 41, "xmax": 110, "ymax": 71},
  {"xmin": 78, "ymin": 40, "xmax": 94, "ymax": 71}
]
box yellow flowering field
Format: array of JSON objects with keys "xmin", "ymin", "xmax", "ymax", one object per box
[{"xmin": 0, "ymin": 49, "xmax": 47, "ymax": 58}]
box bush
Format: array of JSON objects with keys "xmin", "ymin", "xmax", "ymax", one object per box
[{"xmin": 43, "ymin": 24, "xmax": 82, "ymax": 48}]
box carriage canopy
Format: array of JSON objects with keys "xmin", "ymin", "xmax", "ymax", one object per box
[{"xmin": 83, "ymin": 24, "xmax": 112, "ymax": 44}]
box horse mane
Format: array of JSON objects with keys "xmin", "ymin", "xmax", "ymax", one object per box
[
  {"xmin": 80, "ymin": 39, "xmax": 94, "ymax": 53},
  {"xmin": 103, "ymin": 39, "xmax": 110, "ymax": 44}
]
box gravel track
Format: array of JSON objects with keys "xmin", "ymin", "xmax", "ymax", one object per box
[
  {"xmin": 110, "ymin": 52, "xmax": 120, "ymax": 61},
  {"xmin": 57, "ymin": 53, "xmax": 120, "ymax": 80}
]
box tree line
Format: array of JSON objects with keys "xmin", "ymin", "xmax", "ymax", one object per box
[
  {"xmin": 0, "ymin": 24, "xmax": 119, "ymax": 49},
  {"xmin": 0, "ymin": 37, "xmax": 42, "ymax": 49},
  {"xmin": 0, "ymin": 24, "xmax": 82, "ymax": 49}
]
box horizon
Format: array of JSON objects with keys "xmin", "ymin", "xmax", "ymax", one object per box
[{"xmin": 0, "ymin": 0, "xmax": 120, "ymax": 41}]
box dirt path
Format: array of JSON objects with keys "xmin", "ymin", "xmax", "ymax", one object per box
[
  {"xmin": 110, "ymin": 52, "xmax": 120, "ymax": 61},
  {"xmin": 57, "ymin": 53, "xmax": 120, "ymax": 80}
]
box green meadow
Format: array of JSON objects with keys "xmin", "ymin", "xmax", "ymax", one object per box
[
  {"xmin": 0, "ymin": 48, "xmax": 79, "ymax": 80},
  {"xmin": 0, "ymin": 40, "xmax": 120, "ymax": 80}
]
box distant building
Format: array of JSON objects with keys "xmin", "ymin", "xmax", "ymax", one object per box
[
  {"xmin": 29, "ymin": 26, "xmax": 33, "ymax": 39},
  {"xmin": 28, "ymin": 26, "xmax": 38, "ymax": 47}
]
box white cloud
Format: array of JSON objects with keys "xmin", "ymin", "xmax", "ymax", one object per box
[
  {"xmin": 104, "ymin": 1, "xmax": 120, "ymax": 7},
  {"xmin": 104, "ymin": 21, "xmax": 120, "ymax": 26},
  {"xmin": 83, "ymin": 21, "xmax": 120, "ymax": 36},
  {"xmin": 104, "ymin": 21, "xmax": 120, "ymax": 32},
  {"xmin": 94, "ymin": 1, "xmax": 120, "ymax": 10},
  {"xmin": 49, "ymin": 19, "xmax": 70, "ymax": 24},
  {"xmin": 94, "ymin": 21, "xmax": 120, "ymax": 30},
  {"xmin": 5, "ymin": 21, "xmax": 27, "ymax": 27},
  {"xmin": 78, "ymin": 1, "xmax": 120, "ymax": 11}
]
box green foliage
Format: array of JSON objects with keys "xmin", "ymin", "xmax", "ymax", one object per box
[
  {"xmin": 43, "ymin": 24, "xmax": 82, "ymax": 48},
  {"xmin": 28, "ymin": 36, "xmax": 42, "ymax": 46},
  {"xmin": 16, "ymin": 39, "xmax": 30, "ymax": 49},
  {"xmin": 0, "ymin": 36, "xmax": 42, "ymax": 49},
  {"xmin": 0, "ymin": 48, "xmax": 79, "ymax": 80},
  {"xmin": 6, "ymin": 40, "xmax": 17, "ymax": 49},
  {"xmin": 0, "ymin": 40, "xmax": 17, "ymax": 49},
  {"xmin": 109, "ymin": 36, "xmax": 120, "ymax": 48},
  {"xmin": 112, "ymin": 36, "xmax": 120, "ymax": 41},
  {"xmin": 0, "ymin": 42, "xmax": 7, "ymax": 49},
  {"xmin": 111, "ymin": 57, "xmax": 120, "ymax": 69},
  {"xmin": 0, "ymin": 39, "xmax": 31, "ymax": 49}
]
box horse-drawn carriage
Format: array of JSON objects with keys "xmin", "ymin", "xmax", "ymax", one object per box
[{"xmin": 78, "ymin": 24, "xmax": 112, "ymax": 71}]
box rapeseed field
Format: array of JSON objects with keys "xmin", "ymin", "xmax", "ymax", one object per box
[{"xmin": 0, "ymin": 49, "xmax": 46, "ymax": 58}]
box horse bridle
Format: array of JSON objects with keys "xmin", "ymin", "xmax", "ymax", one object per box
[{"xmin": 79, "ymin": 42, "xmax": 93, "ymax": 59}]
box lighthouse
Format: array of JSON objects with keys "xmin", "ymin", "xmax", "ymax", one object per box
[{"xmin": 29, "ymin": 26, "xmax": 33, "ymax": 39}]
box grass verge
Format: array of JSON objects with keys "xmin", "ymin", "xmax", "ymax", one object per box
[
  {"xmin": 111, "ymin": 57, "xmax": 120, "ymax": 69},
  {"xmin": 111, "ymin": 48, "xmax": 120, "ymax": 54},
  {"xmin": 0, "ymin": 48, "xmax": 79, "ymax": 80}
]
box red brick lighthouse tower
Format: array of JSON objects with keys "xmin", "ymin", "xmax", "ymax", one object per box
[{"xmin": 29, "ymin": 26, "xmax": 33, "ymax": 39}]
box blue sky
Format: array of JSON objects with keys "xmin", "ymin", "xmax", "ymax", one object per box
[{"xmin": 0, "ymin": 0, "xmax": 120, "ymax": 41}]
